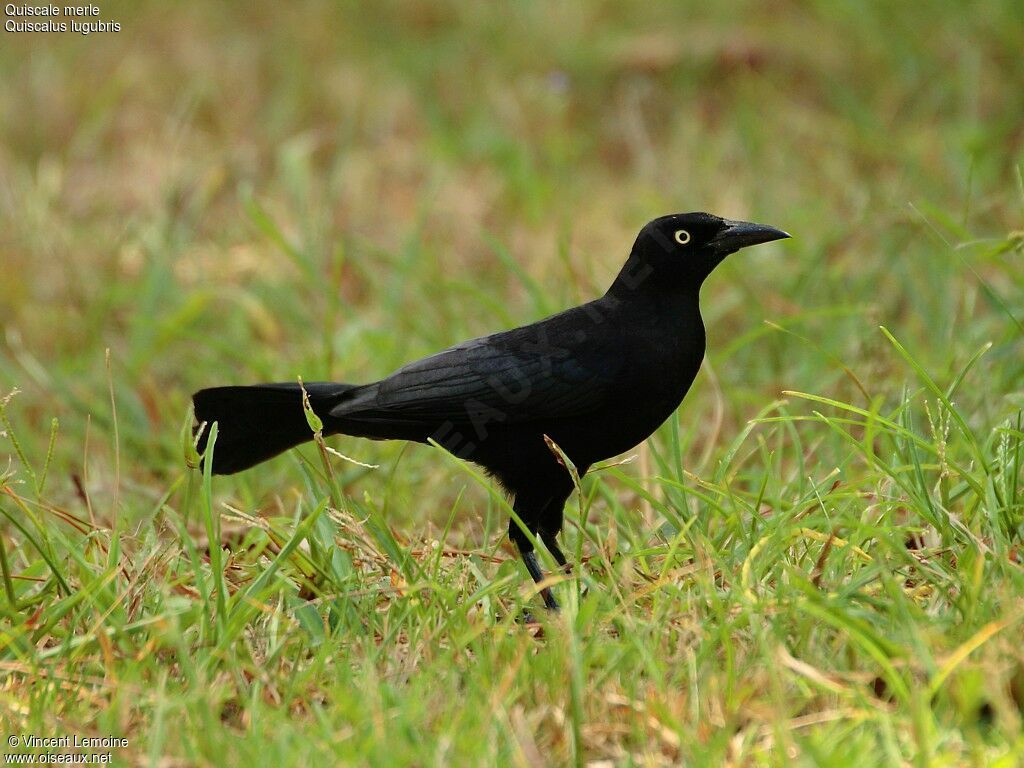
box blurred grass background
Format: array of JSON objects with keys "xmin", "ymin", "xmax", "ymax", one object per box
[{"xmin": 1, "ymin": 1, "xmax": 1023, "ymax": 765}]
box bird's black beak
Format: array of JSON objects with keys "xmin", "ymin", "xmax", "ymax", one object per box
[{"xmin": 711, "ymin": 219, "xmax": 790, "ymax": 255}]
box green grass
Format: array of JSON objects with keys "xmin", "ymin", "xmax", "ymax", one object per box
[{"xmin": 2, "ymin": 1, "xmax": 1024, "ymax": 765}]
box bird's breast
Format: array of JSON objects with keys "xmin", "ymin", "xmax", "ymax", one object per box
[{"xmin": 552, "ymin": 324, "xmax": 705, "ymax": 465}]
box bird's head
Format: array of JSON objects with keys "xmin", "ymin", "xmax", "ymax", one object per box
[{"xmin": 611, "ymin": 212, "xmax": 790, "ymax": 296}]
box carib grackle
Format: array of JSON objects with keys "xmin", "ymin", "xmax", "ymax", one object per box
[{"xmin": 192, "ymin": 212, "xmax": 789, "ymax": 611}]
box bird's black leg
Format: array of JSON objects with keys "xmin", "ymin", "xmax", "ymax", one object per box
[
  {"xmin": 537, "ymin": 478, "xmax": 579, "ymax": 574},
  {"xmin": 508, "ymin": 512, "xmax": 560, "ymax": 612},
  {"xmin": 509, "ymin": 471, "xmax": 584, "ymax": 614},
  {"xmin": 540, "ymin": 530, "xmax": 570, "ymax": 573},
  {"xmin": 521, "ymin": 548, "xmax": 560, "ymax": 612}
]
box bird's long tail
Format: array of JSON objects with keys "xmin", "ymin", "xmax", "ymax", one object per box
[{"xmin": 192, "ymin": 382, "xmax": 356, "ymax": 475}]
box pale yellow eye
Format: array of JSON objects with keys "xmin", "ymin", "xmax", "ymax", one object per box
[{"xmin": 674, "ymin": 229, "xmax": 691, "ymax": 245}]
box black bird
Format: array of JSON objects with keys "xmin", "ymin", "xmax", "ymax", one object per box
[{"xmin": 192, "ymin": 212, "xmax": 789, "ymax": 610}]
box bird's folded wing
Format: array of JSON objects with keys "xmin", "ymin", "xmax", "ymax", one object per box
[{"xmin": 334, "ymin": 331, "xmax": 623, "ymax": 427}]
